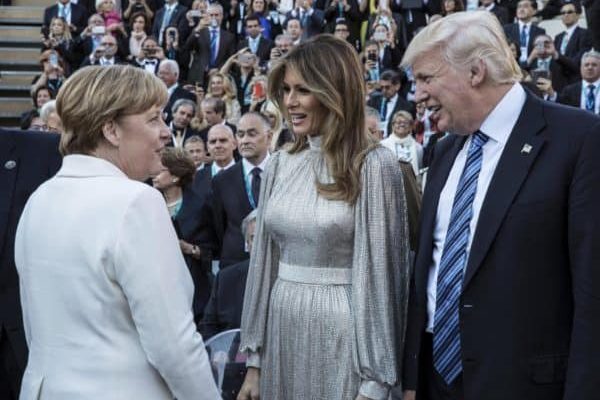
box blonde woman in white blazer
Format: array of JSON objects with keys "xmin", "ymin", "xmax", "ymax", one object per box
[{"xmin": 14, "ymin": 65, "xmax": 221, "ymax": 400}]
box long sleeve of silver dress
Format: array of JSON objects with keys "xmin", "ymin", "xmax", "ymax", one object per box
[{"xmin": 240, "ymin": 136, "xmax": 411, "ymax": 400}]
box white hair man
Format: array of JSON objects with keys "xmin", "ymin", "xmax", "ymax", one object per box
[
  {"xmin": 559, "ymin": 50, "xmax": 600, "ymax": 114},
  {"xmin": 401, "ymin": 11, "xmax": 600, "ymax": 400},
  {"xmin": 159, "ymin": 59, "xmax": 196, "ymax": 124}
]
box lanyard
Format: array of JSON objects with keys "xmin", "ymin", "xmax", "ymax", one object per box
[{"xmin": 242, "ymin": 162, "xmax": 257, "ymax": 209}]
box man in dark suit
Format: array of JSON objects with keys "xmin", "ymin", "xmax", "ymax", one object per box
[
  {"xmin": 401, "ymin": 11, "xmax": 600, "ymax": 400},
  {"xmin": 559, "ymin": 50, "xmax": 600, "ymax": 114},
  {"xmin": 0, "ymin": 130, "xmax": 62, "ymax": 400},
  {"xmin": 199, "ymin": 209, "xmax": 256, "ymax": 339},
  {"xmin": 151, "ymin": 0, "xmax": 188, "ymax": 43},
  {"xmin": 554, "ymin": 2, "xmax": 593, "ymax": 67},
  {"xmin": 480, "ymin": 0, "xmax": 510, "ymax": 24},
  {"xmin": 237, "ymin": 14, "xmax": 274, "ymax": 65},
  {"xmin": 285, "ymin": 0, "xmax": 325, "ymax": 39},
  {"xmin": 198, "ymin": 113, "xmax": 271, "ymax": 269},
  {"xmin": 43, "ymin": 0, "xmax": 88, "ymax": 36},
  {"xmin": 158, "ymin": 59, "xmax": 196, "ymax": 124},
  {"xmin": 525, "ymin": 34, "xmax": 580, "ymax": 94},
  {"xmin": 167, "ymin": 99, "xmax": 202, "ymax": 147},
  {"xmin": 184, "ymin": 3, "xmax": 237, "ymax": 85},
  {"xmin": 79, "ymin": 34, "xmax": 126, "ymax": 67},
  {"xmin": 367, "ymin": 69, "xmax": 416, "ymax": 138},
  {"xmin": 503, "ymin": 0, "xmax": 546, "ymax": 67}
]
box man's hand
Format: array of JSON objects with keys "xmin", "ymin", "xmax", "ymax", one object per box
[
  {"xmin": 535, "ymin": 77, "xmax": 555, "ymax": 96},
  {"xmin": 403, "ymin": 390, "xmax": 416, "ymax": 400}
]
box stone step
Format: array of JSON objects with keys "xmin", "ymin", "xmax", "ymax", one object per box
[
  {"xmin": 12, "ymin": 0, "xmax": 54, "ymax": 8},
  {"xmin": 0, "ymin": 6, "xmax": 44, "ymax": 23},
  {"xmin": 0, "ymin": 46, "xmax": 41, "ymax": 63},
  {"xmin": 0, "ymin": 70, "xmax": 39, "ymax": 85},
  {"xmin": 0, "ymin": 25, "xmax": 42, "ymax": 41},
  {"xmin": 0, "ymin": 97, "xmax": 31, "ymax": 115},
  {"xmin": 0, "ymin": 83, "xmax": 32, "ymax": 97}
]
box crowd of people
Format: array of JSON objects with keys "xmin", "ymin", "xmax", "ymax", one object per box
[{"xmin": 1, "ymin": 0, "xmax": 600, "ymax": 398}]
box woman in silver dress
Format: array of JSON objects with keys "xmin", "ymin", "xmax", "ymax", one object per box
[{"xmin": 237, "ymin": 35, "xmax": 411, "ymax": 400}]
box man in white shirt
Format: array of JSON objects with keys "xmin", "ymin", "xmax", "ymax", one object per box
[
  {"xmin": 503, "ymin": 0, "xmax": 546, "ymax": 66},
  {"xmin": 559, "ymin": 50, "xmax": 600, "ymax": 114},
  {"xmin": 402, "ymin": 11, "xmax": 600, "ymax": 400},
  {"xmin": 554, "ymin": 2, "xmax": 593, "ymax": 67}
]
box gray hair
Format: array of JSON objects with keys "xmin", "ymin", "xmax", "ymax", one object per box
[
  {"xmin": 207, "ymin": 2, "xmax": 223, "ymax": 13},
  {"xmin": 365, "ymin": 106, "xmax": 381, "ymax": 122},
  {"xmin": 582, "ymin": 50, "xmax": 600, "ymax": 63},
  {"xmin": 184, "ymin": 135, "xmax": 204, "ymax": 147},
  {"xmin": 240, "ymin": 111, "xmax": 271, "ymax": 132},
  {"xmin": 402, "ymin": 11, "xmax": 522, "ymax": 85},
  {"xmin": 172, "ymin": 98, "xmax": 196, "ymax": 115},
  {"xmin": 241, "ymin": 209, "xmax": 258, "ymax": 238},
  {"xmin": 159, "ymin": 59, "xmax": 179, "ymax": 78},
  {"xmin": 40, "ymin": 100, "xmax": 57, "ymax": 123},
  {"xmin": 207, "ymin": 123, "xmax": 235, "ymax": 139}
]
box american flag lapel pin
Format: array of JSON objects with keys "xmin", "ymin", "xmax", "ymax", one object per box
[{"xmin": 521, "ymin": 144, "xmax": 532, "ymax": 154}]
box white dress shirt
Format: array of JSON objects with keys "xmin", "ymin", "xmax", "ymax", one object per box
[
  {"xmin": 242, "ymin": 153, "xmax": 270, "ymax": 187},
  {"xmin": 15, "ymin": 155, "xmax": 220, "ymax": 399},
  {"xmin": 518, "ymin": 21, "xmax": 532, "ymax": 63},
  {"xmin": 212, "ymin": 159, "xmax": 236, "ymax": 176},
  {"xmin": 426, "ymin": 83, "xmax": 527, "ymax": 332}
]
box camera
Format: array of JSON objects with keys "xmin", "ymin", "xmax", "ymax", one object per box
[
  {"xmin": 239, "ymin": 53, "xmax": 255, "ymax": 64},
  {"xmin": 92, "ymin": 25, "xmax": 106, "ymax": 35},
  {"xmin": 531, "ymin": 68, "xmax": 550, "ymax": 82},
  {"xmin": 367, "ymin": 51, "xmax": 377, "ymax": 63},
  {"xmin": 373, "ymin": 31, "xmax": 386, "ymax": 41},
  {"xmin": 167, "ymin": 29, "xmax": 177, "ymax": 40}
]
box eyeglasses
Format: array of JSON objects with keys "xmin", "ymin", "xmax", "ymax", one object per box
[
  {"xmin": 393, "ymin": 121, "xmax": 411, "ymax": 127},
  {"xmin": 335, "ymin": 28, "xmax": 348, "ymax": 32},
  {"xmin": 101, "ymin": 42, "xmax": 116, "ymax": 46},
  {"xmin": 560, "ymin": 10, "xmax": 576, "ymax": 14}
]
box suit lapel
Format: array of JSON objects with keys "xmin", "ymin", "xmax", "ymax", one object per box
[
  {"xmin": 0, "ymin": 135, "xmax": 18, "ymax": 251},
  {"xmin": 463, "ymin": 93, "xmax": 546, "ymax": 289}
]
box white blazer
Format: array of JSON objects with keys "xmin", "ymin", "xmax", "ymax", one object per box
[{"xmin": 15, "ymin": 155, "xmax": 221, "ymax": 400}]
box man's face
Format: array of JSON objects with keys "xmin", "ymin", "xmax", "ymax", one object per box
[
  {"xmin": 201, "ymin": 103, "xmax": 222, "ymax": 126},
  {"xmin": 534, "ymin": 36, "xmax": 553, "ymax": 58},
  {"xmin": 287, "ymin": 20, "xmax": 302, "ymax": 41},
  {"xmin": 207, "ymin": 6, "xmax": 223, "ymax": 25},
  {"xmin": 366, "ymin": 115, "xmax": 383, "ymax": 139},
  {"xmin": 172, "ymin": 104, "xmax": 194, "ymax": 129},
  {"xmin": 207, "ymin": 126, "xmax": 236, "ymax": 165},
  {"xmin": 184, "ymin": 141, "xmax": 207, "ymax": 167},
  {"xmin": 413, "ymin": 50, "xmax": 479, "ymax": 135},
  {"xmin": 158, "ymin": 65, "xmax": 177, "ymax": 87},
  {"xmin": 246, "ymin": 20, "xmax": 262, "ymax": 38},
  {"xmin": 480, "ymin": 0, "xmax": 493, "ymax": 6},
  {"xmin": 100, "ymin": 35, "xmax": 117, "ymax": 57},
  {"xmin": 334, "ymin": 24, "xmax": 350, "ymax": 40},
  {"xmin": 141, "ymin": 39, "xmax": 159, "ymax": 59},
  {"xmin": 90, "ymin": 15, "xmax": 105, "ymax": 27},
  {"xmin": 560, "ymin": 4, "xmax": 579, "ymax": 27},
  {"xmin": 581, "ymin": 56, "xmax": 600, "ymax": 83},
  {"xmin": 276, "ymin": 38, "xmax": 292, "ymax": 53},
  {"xmin": 236, "ymin": 114, "xmax": 272, "ymax": 164},
  {"xmin": 516, "ymin": 0, "xmax": 534, "ymax": 22},
  {"xmin": 380, "ymin": 79, "xmax": 400, "ymax": 99}
]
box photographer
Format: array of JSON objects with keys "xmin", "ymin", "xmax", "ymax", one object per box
[
  {"xmin": 525, "ymin": 34, "xmax": 579, "ymax": 95},
  {"xmin": 132, "ymin": 36, "xmax": 165, "ymax": 74},
  {"xmin": 31, "ymin": 50, "xmax": 68, "ymax": 98},
  {"xmin": 41, "ymin": 17, "xmax": 79, "ymax": 71},
  {"xmin": 267, "ymin": 33, "xmax": 292, "ymax": 69},
  {"xmin": 362, "ymin": 40, "xmax": 381, "ymax": 82},
  {"xmin": 74, "ymin": 14, "xmax": 110, "ymax": 65},
  {"xmin": 369, "ymin": 22, "xmax": 403, "ymax": 71},
  {"xmin": 126, "ymin": 12, "xmax": 149, "ymax": 58},
  {"xmin": 81, "ymin": 34, "xmax": 125, "ymax": 66},
  {"xmin": 162, "ymin": 25, "xmax": 188, "ymax": 72},
  {"xmin": 123, "ymin": 0, "xmax": 154, "ymax": 22},
  {"xmin": 220, "ymin": 47, "xmax": 262, "ymax": 113},
  {"xmin": 324, "ymin": 0, "xmax": 361, "ymax": 45},
  {"xmin": 179, "ymin": 0, "xmax": 208, "ymax": 42}
]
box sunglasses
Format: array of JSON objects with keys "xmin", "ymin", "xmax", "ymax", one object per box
[{"xmin": 560, "ymin": 10, "xmax": 576, "ymax": 14}]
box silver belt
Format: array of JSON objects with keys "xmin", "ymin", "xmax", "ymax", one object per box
[{"xmin": 278, "ymin": 261, "xmax": 352, "ymax": 285}]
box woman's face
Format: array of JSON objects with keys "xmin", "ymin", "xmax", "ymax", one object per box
[
  {"xmin": 152, "ymin": 166, "xmax": 176, "ymax": 191},
  {"xmin": 253, "ymin": 0, "xmax": 265, "ymax": 13},
  {"xmin": 392, "ymin": 117, "xmax": 412, "ymax": 138},
  {"xmin": 111, "ymin": 104, "xmax": 170, "ymax": 181},
  {"xmin": 51, "ymin": 19, "xmax": 65, "ymax": 35},
  {"xmin": 132, "ymin": 16, "xmax": 146, "ymax": 32},
  {"xmin": 210, "ymin": 76, "xmax": 225, "ymax": 96},
  {"xmin": 100, "ymin": 0, "xmax": 114, "ymax": 11},
  {"xmin": 264, "ymin": 112, "xmax": 277, "ymax": 128},
  {"xmin": 36, "ymin": 89, "xmax": 51, "ymax": 108},
  {"xmin": 282, "ymin": 68, "xmax": 323, "ymax": 137},
  {"xmin": 444, "ymin": 0, "xmax": 456, "ymax": 12}
]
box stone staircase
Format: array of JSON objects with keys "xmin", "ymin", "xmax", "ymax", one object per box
[{"xmin": 0, "ymin": 0, "xmax": 52, "ymax": 127}]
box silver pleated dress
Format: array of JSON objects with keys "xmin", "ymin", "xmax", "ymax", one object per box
[{"xmin": 240, "ymin": 135, "xmax": 411, "ymax": 400}]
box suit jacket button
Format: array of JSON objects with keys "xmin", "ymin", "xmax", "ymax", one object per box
[{"xmin": 4, "ymin": 160, "xmax": 16, "ymax": 170}]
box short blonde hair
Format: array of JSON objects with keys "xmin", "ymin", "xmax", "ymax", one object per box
[
  {"xmin": 57, "ymin": 65, "xmax": 167, "ymax": 155},
  {"xmin": 402, "ymin": 11, "xmax": 522, "ymax": 85},
  {"xmin": 392, "ymin": 110, "xmax": 413, "ymax": 124}
]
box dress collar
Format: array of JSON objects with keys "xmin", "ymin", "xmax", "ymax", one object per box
[{"xmin": 307, "ymin": 134, "xmax": 322, "ymax": 149}]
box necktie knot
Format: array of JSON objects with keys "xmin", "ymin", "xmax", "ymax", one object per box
[
  {"xmin": 251, "ymin": 167, "xmax": 261, "ymax": 177},
  {"xmin": 588, "ymin": 84, "xmax": 596, "ymax": 94},
  {"xmin": 471, "ymin": 130, "xmax": 489, "ymax": 149}
]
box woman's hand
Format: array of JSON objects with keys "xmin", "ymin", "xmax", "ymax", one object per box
[{"xmin": 237, "ymin": 367, "xmax": 260, "ymax": 400}]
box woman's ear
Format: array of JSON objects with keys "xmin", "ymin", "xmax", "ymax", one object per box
[{"xmin": 101, "ymin": 120, "xmax": 120, "ymax": 147}]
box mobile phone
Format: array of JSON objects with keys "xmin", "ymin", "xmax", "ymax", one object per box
[
  {"xmin": 49, "ymin": 52, "xmax": 59, "ymax": 67},
  {"xmin": 531, "ymin": 68, "xmax": 550, "ymax": 82},
  {"xmin": 92, "ymin": 25, "xmax": 106, "ymax": 35},
  {"xmin": 41, "ymin": 26, "xmax": 50, "ymax": 39},
  {"xmin": 367, "ymin": 51, "xmax": 377, "ymax": 62},
  {"xmin": 239, "ymin": 53, "xmax": 255, "ymax": 64},
  {"xmin": 190, "ymin": 9, "xmax": 202, "ymax": 17},
  {"xmin": 373, "ymin": 31, "xmax": 386, "ymax": 41},
  {"xmin": 252, "ymin": 81, "xmax": 265, "ymax": 98},
  {"xmin": 168, "ymin": 29, "xmax": 176, "ymax": 40}
]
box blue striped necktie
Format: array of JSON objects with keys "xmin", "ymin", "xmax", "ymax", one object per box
[
  {"xmin": 586, "ymin": 84, "xmax": 596, "ymax": 112},
  {"xmin": 433, "ymin": 130, "xmax": 489, "ymax": 384},
  {"xmin": 210, "ymin": 29, "xmax": 218, "ymax": 67}
]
